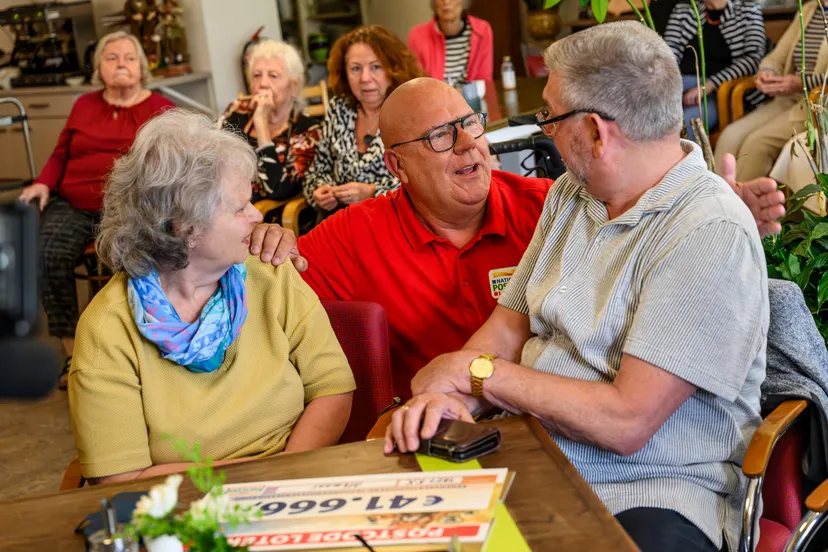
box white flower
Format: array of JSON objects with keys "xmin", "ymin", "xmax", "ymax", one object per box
[
  {"xmin": 188, "ymin": 489, "xmax": 231, "ymax": 523},
  {"xmin": 133, "ymin": 474, "xmax": 183, "ymax": 519}
]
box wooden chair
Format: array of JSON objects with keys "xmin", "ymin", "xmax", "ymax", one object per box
[
  {"xmin": 252, "ymin": 79, "xmax": 325, "ymax": 235},
  {"xmin": 73, "ymin": 243, "xmax": 112, "ymax": 298},
  {"xmin": 253, "ymin": 195, "xmax": 313, "ymax": 236},
  {"xmin": 301, "ymin": 79, "xmax": 328, "ymax": 119}
]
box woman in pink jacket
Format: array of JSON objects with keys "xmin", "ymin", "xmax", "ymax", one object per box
[{"xmin": 407, "ymin": 0, "xmax": 493, "ymax": 85}]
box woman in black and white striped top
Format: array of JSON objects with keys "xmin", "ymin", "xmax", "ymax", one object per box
[
  {"xmin": 714, "ymin": 0, "xmax": 828, "ymax": 181},
  {"xmin": 663, "ymin": 0, "xmax": 766, "ymax": 138}
]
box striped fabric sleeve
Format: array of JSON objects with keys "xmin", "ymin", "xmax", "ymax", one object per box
[
  {"xmin": 623, "ymin": 220, "xmax": 765, "ymax": 402},
  {"xmin": 805, "ymin": 72, "xmax": 825, "ymax": 90},
  {"xmin": 663, "ymin": 7, "xmax": 697, "ymax": 63},
  {"xmin": 662, "ymin": 2, "xmax": 767, "ymax": 89},
  {"xmin": 707, "ymin": 3, "xmax": 767, "ymax": 88},
  {"xmin": 498, "ymin": 186, "xmax": 557, "ymax": 315}
]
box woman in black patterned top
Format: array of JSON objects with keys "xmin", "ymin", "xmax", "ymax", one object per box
[
  {"xmin": 304, "ymin": 25, "xmax": 423, "ymax": 215},
  {"xmin": 219, "ymin": 40, "xmax": 321, "ymax": 221}
]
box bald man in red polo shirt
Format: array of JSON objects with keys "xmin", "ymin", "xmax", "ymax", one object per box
[
  {"xmin": 250, "ymin": 78, "xmax": 785, "ymax": 401},
  {"xmin": 297, "ymin": 79, "xmax": 550, "ymax": 399}
]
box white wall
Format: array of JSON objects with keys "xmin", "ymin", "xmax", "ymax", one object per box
[
  {"xmin": 0, "ymin": 0, "xmax": 282, "ymax": 111},
  {"xmin": 188, "ymin": 0, "xmax": 281, "ymax": 110},
  {"xmin": 360, "ymin": 0, "xmax": 432, "ymax": 43}
]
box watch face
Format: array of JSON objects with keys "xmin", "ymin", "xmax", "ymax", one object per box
[{"xmin": 470, "ymin": 357, "xmax": 494, "ymax": 379}]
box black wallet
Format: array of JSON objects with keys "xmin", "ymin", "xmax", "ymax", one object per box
[{"xmin": 417, "ymin": 419, "xmax": 501, "ymax": 462}]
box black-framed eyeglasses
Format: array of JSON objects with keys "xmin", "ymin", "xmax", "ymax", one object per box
[
  {"xmin": 390, "ymin": 112, "xmax": 487, "ymax": 153},
  {"xmin": 535, "ymin": 107, "xmax": 615, "ymax": 135}
]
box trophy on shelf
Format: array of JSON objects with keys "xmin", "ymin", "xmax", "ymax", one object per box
[
  {"xmin": 102, "ymin": 0, "xmax": 191, "ymax": 77},
  {"xmin": 151, "ymin": 0, "xmax": 191, "ymax": 76}
]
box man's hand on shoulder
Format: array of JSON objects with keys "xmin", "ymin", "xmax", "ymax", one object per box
[
  {"xmin": 718, "ymin": 153, "xmax": 785, "ymax": 238},
  {"xmin": 249, "ymin": 224, "xmax": 308, "ymax": 271}
]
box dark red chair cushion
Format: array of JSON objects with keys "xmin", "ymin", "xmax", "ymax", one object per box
[
  {"xmin": 762, "ymin": 424, "xmax": 805, "ymax": 531},
  {"xmin": 757, "ymin": 518, "xmax": 793, "ymax": 552},
  {"xmin": 321, "ymin": 301, "xmax": 394, "ymax": 444},
  {"xmin": 525, "ymin": 55, "xmax": 548, "ymax": 78}
]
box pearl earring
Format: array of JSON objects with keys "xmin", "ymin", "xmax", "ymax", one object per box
[{"xmin": 188, "ymin": 240, "xmax": 195, "ymax": 248}]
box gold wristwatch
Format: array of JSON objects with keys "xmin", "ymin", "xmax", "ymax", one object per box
[{"xmin": 469, "ymin": 353, "xmax": 497, "ymax": 398}]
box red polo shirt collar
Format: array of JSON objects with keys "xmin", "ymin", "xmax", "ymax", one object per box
[{"xmin": 396, "ymin": 178, "xmax": 507, "ymax": 252}]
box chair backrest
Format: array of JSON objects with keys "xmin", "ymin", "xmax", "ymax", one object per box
[
  {"xmin": 302, "ymin": 79, "xmax": 329, "ymax": 119},
  {"xmin": 321, "ymin": 300, "xmax": 394, "ymax": 444},
  {"xmin": 762, "ymin": 413, "xmax": 806, "ymax": 531}
]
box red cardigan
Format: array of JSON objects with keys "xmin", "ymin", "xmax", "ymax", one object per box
[
  {"xmin": 36, "ymin": 90, "xmax": 175, "ymax": 212},
  {"xmin": 407, "ymin": 15, "xmax": 494, "ymax": 83}
]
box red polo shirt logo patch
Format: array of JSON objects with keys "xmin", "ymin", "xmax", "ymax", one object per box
[{"xmin": 489, "ymin": 267, "xmax": 517, "ymax": 298}]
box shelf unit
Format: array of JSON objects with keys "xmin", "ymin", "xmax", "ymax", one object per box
[{"xmin": 279, "ymin": 0, "xmax": 365, "ymax": 81}]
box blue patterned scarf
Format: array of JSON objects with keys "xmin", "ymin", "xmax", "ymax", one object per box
[{"xmin": 127, "ymin": 264, "xmax": 248, "ymax": 372}]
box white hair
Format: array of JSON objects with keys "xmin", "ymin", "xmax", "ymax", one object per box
[
  {"xmin": 543, "ymin": 21, "xmax": 682, "ymax": 142},
  {"xmin": 246, "ymin": 39, "xmax": 307, "ymax": 111},
  {"xmin": 97, "ymin": 109, "xmax": 257, "ymax": 278},
  {"xmin": 91, "ymin": 31, "xmax": 151, "ymax": 87}
]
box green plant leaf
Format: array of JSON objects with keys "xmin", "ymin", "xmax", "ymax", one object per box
[
  {"xmin": 799, "ymin": 257, "xmax": 818, "ymax": 288},
  {"xmin": 819, "ymin": 271, "xmax": 828, "ymax": 307},
  {"xmin": 783, "ymin": 197, "xmax": 811, "ymax": 221},
  {"xmin": 591, "ymin": 0, "xmax": 608, "ymax": 22},
  {"xmin": 818, "ymin": 173, "xmax": 828, "ymax": 194},
  {"xmin": 812, "ymin": 223, "xmax": 828, "ymax": 241},
  {"xmin": 794, "ymin": 240, "xmax": 813, "ymax": 258},
  {"xmin": 544, "ymin": 0, "xmax": 565, "ymax": 7},
  {"xmin": 788, "ymin": 183, "xmax": 822, "ymax": 203},
  {"xmin": 814, "ymin": 252, "xmax": 828, "ymax": 267},
  {"xmin": 789, "ymin": 254, "xmax": 802, "ymax": 278},
  {"xmin": 782, "ymin": 226, "xmax": 811, "ymax": 245}
]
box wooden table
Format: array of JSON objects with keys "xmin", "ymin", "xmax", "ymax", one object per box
[
  {"xmin": 483, "ymin": 77, "xmax": 549, "ymax": 131},
  {"xmin": 0, "ymin": 417, "xmax": 636, "ymax": 551}
]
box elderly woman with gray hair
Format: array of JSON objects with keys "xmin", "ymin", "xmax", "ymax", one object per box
[
  {"xmin": 218, "ymin": 39, "xmax": 321, "ymax": 219},
  {"xmin": 17, "ymin": 30, "xmax": 174, "ymax": 387},
  {"xmin": 68, "ymin": 109, "xmax": 355, "ymax": 485}
]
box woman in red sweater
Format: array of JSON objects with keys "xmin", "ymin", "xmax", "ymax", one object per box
[
  {"xmin": 18, "ymin": 30, "xmax": 174, "ymax": 386},
  {"xmin": 407, "ymin": 0, "xmax": 494, "ymax": 85}
]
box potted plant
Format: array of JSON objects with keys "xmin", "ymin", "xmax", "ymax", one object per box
[
  {"xmin": 523, "ymin": 0, "xmax": 561, "ymax": 41},
  {"xmin": 763, "ymin": 0, "xmax": 828, "ymax": 343},
  {"xmin": 124, "ymin": 441, "xmax": 261, "ymax": 552}
]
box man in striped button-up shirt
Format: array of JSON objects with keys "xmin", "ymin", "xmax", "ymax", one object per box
[{"xmin": 387, "ymin": 22, "xmax": 768, "ymax": 552}]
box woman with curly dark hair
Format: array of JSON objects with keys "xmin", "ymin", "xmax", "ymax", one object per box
[{"xmin": 304, "ymin": 25, "xmax": 423, "ymax": 215}]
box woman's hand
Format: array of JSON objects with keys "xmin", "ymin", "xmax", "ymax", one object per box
[
  {"xmin": 312, "ymin": 185, "xmax": 339, "ymax": 211},
  {"xmin": 682, "ymin": 81, "xmax": 715, "ymax": 106},
  {"xmin": 250, "ymin": 92, "xmax": 275, "ymax": 139},
  {"xmin": 18, "ymin": 183, "xmax": 50, "ymax": 211},
  {"xmin": 333, "ymin": 182, "xmax": 376, "ymax": 206},
  {"xmin": 250, "ymin": 92, "xmax": 274, "ymax": 122},
  {"xmin": 754, "ymin": 70, "xmax": 777, "ymax": 94},
  {"xmin": 756, "ymin": 72, "xmax": 800, "ymax": 97}
]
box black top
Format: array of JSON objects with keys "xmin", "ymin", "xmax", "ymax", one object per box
[
  {"xmin": 220, "ymin": 109, "xmax": 321, "ymax": 202},
  {"xmin": 679, "ymin": 10, "xmax": 732, "ymax": 76}
]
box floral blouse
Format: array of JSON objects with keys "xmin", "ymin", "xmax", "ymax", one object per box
[
  {"xmin": 303, "ymin": 95, "xmax": 400, "ymax": 211},
  {"xmin": 218, "ymin": 99, "xmax": 322, "ymax": 202}
]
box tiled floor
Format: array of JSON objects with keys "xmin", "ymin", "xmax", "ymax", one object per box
[
  {"xmin": 0, "ymin": 186, "xmax": 91, "ymax": 501},
  {"xmin": 0, "ymin": 385, "xmax": 76, "ymax": 501}
]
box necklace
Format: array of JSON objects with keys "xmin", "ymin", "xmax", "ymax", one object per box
[
  {"xmin": 359, "ymin": 106, "xmax": 380, "ymax": 147},
  {"xmin": 706, "ymin": 12, "xmax": 721, "ymax": 25},
  {"xmin": 103, "ymin": 89, "xmax": 143, "ymax": 119}
]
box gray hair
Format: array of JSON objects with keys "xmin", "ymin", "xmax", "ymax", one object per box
[
  {"xmin": 97, "ymin": 109, "xmax": 257, "ymax": 278},
  {"xmin": 543, "ymin": 21, "xmax": 682, "ymax": 142},
  {"xmin": 246, "ymin": 39, "xmax": 307, "ymax": 111},
  {"xmin": 91, "ymin": 31, "xmax": 151, "ymax": 87}
]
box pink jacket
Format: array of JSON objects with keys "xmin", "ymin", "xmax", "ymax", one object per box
[{"xmin": 407, "ymin": 15, "xmax": 494, "ymax": 82}]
